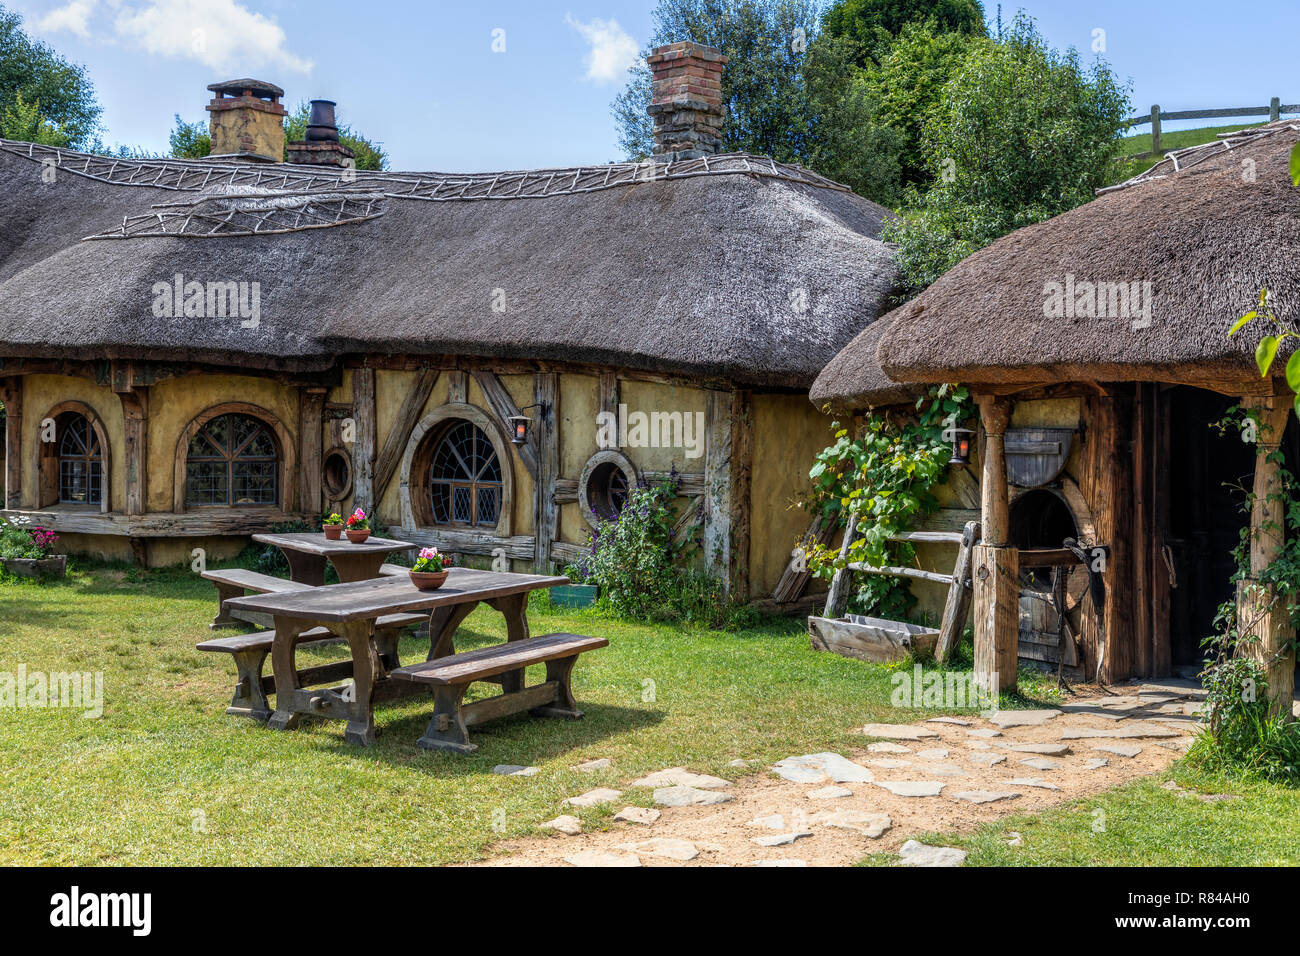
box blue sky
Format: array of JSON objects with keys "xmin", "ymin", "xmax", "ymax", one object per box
[{"xmin": 7, "ymin": 0, "xmax": 1299, "ymax": 171}]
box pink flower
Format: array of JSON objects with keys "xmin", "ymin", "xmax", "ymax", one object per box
[{"xmin": 419, "ymin": 547, "xmax": 439, "ymax": 560}]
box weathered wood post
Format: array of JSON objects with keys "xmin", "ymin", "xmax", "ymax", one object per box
[
  {"xmin": 1149, "ymin": 104, "xmax": 1162, "ymax": 157},
  {"xmin": 299, "ymin": 387, "xmax": 327, "ymax": 517},
  {"xmin": 973, "ymin": 395, "xmax": 1017, "ymax": 699},
  {"xmin": 1, "ymin": 377, "xmax": 21, "ymax": 510},
  {"xmin": 1237, "ymin": 394, "xmax": 1295, "ymax": 718},
  {"xmin": 1271, "ymin": 96, "xmax": 1281, "ymax": 123}
]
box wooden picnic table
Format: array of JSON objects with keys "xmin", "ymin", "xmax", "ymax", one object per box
[
  {"xmin": 223, "ymin": 567, "xmax": 570, "ymax": 746},
  {"xmin": 252, "ymin": 531, "xmax": 416, "ymax": 586}
]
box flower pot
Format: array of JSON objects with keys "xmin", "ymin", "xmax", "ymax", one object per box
[
  {"xmin": 324, "ymin": 525, "xmax": 343, "ymax": 540},
  {"xmin": 409, "ymin": 569, "xmax": 449, "ymax": 590},
  {"xmin": 549, "ymin": 583, "xmax": 598, "ymax": 608},
  {"xmin": 1, "ymin": 554, "xmax": 67, "ymax": 579},
  {"xmin": 345, "ymin": 529, "xmax": 371, "ymax": 544}
]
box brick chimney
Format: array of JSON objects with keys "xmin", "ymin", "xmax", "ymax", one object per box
[
  {"xmin": 286, "ymin": 99, "xmax": 355, "ymax": 168},
  {"xmin": 206, "ymin": 79, "xmax": 287, "ymax": 162},
  {"xmin": 646, "ymin": 42, "xmax": 727, "ymax": 162}
]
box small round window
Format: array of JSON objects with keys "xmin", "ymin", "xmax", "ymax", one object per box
[
  {"xmin": 322, "ymin": 448, "xmax": 352, "ymax": 500},
  {"xmin": 579, "ymin": 450, "xmax": 638, "ymax": 528}
]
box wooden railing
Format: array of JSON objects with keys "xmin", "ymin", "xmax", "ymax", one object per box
[{"xmin": 1126, "ymin": 98, "xmax": 1298, "ymax": 157}]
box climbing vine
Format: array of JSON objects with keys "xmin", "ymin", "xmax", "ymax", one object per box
[{"xmin": 804, "ymin": 384, "xmax": 972, "ymax": 620}]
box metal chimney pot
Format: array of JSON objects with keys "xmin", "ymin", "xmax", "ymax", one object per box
[{"xmin": 305, "ymin": 99, "xmax": 340, "ymax": 142}]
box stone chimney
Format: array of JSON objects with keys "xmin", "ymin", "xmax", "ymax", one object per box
[
  {"xmin": 206, "ymin": 79, "xmax": 287, "ymax": 162},
  {"xmin": 287, "ymin": 99, "xmax": 355, "ymax": 168},
  {"xmin": 646, "ymin": 42, "xmax": 727, "ymax": 162}
]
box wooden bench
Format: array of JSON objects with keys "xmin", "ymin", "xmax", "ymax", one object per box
[
  {"xmin": 197, "ymin": 612, "xmax": 426, "ymax": 722},
  {"xmin": 390, "ymin": 632, "xmax": 608, "ymax": 753},
  {"xmin": 203, "ymin": 568, "xmax": 313, "ymax": 630}
]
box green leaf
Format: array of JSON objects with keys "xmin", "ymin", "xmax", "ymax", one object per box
[
  {"xmin": 1291, "ymin": 143, "xmax": 1300, "ymax": 187},
  {"xmin": 1286, "ymin": 352, "xmax": 1300, "ymax": 394},
  {"xmin": 1257, "ymin": 334, "xmax": 1280, "ymax": 378},
  {"xmin": 1230, "ymin": 312, "xmax": 1256, "ymax": 336}
]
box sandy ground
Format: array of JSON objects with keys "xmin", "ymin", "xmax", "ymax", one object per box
[{"xmin": 475, "ymin": 680, "xmax": 1205, "ymax": 867}]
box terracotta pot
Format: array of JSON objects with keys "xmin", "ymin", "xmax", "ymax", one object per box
[
  {"xmin": 345, "ymin": 528, "xmax": 371, "ymax": 544},
  {"xmin": 323, "ymin": 525, "xmax": 343, "ymax": 540},
  {"xmin": 409, "ymin": 569, "xmax": 449, "ymax": 590}
]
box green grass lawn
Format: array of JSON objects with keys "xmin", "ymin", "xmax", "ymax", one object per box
[
  {"xmin": 1110, "ymin": 122, "xmax": 1260, "ymax": 183},
  {"xmin": 860, "ymin": 763, "xmax": 1300, "ymax": 866},
  {"xmin": 0, "ymin": 560, "xmax": 1027, "ymax": 866}
]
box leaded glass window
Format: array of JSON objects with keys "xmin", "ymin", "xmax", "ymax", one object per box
[
  {"xmin": 58, "ymin": 415, "xmax": 102, "ymax": 505},
  {"xmin": 428, "ymin": 421, "xmax": 502, "ymax": 528},
  {"xmin": 185, "ymin": 413, "xmax": 278, "ymax": 507}
]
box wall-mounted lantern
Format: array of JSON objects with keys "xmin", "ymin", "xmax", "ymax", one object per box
[
  {"xmin": 508, "ymin": 403, "xmax": 548, "ymax": 446},
  {"xmin": 948, "ymin": 427, "xmax": 974, "ymax": 466}
]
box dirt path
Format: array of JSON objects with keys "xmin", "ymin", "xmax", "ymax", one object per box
[{"xmin": 476, "ymin": 680, "xmax": 1205, "ymax": 867}]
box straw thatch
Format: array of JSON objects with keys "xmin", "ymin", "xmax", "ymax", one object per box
[
  {"xmin": 809, "ymin": 313, "xmax": 922, "ymax": 409},
  {"xmin": 816, "ymin": 122, "xmax": 1300, "ymax": 405},
  {"xmin": 0, "ymin": 140, "xmax": 899, "ymax": 387}
]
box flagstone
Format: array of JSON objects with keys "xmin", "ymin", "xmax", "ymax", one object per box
[
  {"xmin": 653, "ymin": 786, "xmax": 733, "ymax": 807},
  {"xmin": 951, "ymin": 790, "xmax": 1021, "ymax": 804},
  {"xmin": 564, "ymin": 788, "xmax": 623, "ymax": 807},
  {"xmin": 631, "ymin": 767, "xmax": 730, "ymax": 789},
  {"xmin": 862, "ymin": 723, "xmax": 939, "ymax": 740},
  {"xmin": 868, "ymin": 742, "xmax": 911, "ymax": 753},
  {"xmin": 874, "ymin": 780, "xmax": 945, "ymax": 797},
  {"xmin": 615, "ymin": 838, "xmax": 699, "ymax": 861},
  {"xmin": 1018, "ymin": 757, "xmax": 1061, "ymax": 771},
  {"xmin": 540, "ymin": 815, "xmax": 583, "ymax": 835},
  {"xmin": 1006, "ymin": 743, "xmax": 1071, "ymax": 755},
  {"xmin": 969, "ymin": 752, "xmax": 1006, "ymax": 767},
  {"xmin": 808, "ymin": 785, "xmax": 854, "ymax": 799},
  {"xmin": 752, "ymin": 831, "xmax": 814, "ymax": 847},
  {"xmin": 814, "ymin": 810, "xmax": 892, "ymax": 837},
  {"xmin": 897, "ymin": 840, "xmax": 967, "ymax": 867},
  {"xmin": 564, "ymin": 849, "xmax": 640, "ymax": 867},
  {"xmin": 1006, "ymin": 777, "xmax": 1060, "ymax": 791},
  {"xmin": 987, "ymin": 709, "xmax": 1060, "ymax": 728},
  {"xmin": 1091, "ymin": 744, "xmax": 1142, "ymax": 757},
  {"xmin": 1060, "ymin": 723, "xmax": 1179, "ymax": 740},
  {"xmin": 614, "ymin": 806, "xmax": 661, "ymax": 825}
]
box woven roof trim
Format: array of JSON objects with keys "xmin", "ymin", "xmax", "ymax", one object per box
[
  {"xmin": 0, "ymin": 138, "xmax": 851, "ymax": 201},
  {"xmin": 84, "ymin": 192, "xmax": 386, "ymax": 239},
  {"xmin": 1099, "ymin": 121, "xmax": 1300, "ymax": 195}
]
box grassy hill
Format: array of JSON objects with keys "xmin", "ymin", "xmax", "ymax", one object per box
[{"xmin": 1109, "ymin": 122, "xmax": 1260, "ymax": 184}]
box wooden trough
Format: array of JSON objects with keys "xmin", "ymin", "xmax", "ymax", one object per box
[{"xmin": 808, "ymin": 614, "xmax": 939, "ymax": 663}]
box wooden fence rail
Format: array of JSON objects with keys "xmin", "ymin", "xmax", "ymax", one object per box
[{"xmin": 1126, "ymin": 98, "xmax": 1299, "ymax": 157}]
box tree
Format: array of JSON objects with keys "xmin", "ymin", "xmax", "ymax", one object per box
[
  {"xmin": 855, "ymin": 20, "xmax": 974, "ymax": 187},
  {"xmin": 884, "ymin": 13, "xmax": 1130, "ymax": 292},
  {"xmin": 611, "ymin": 0, "xmax": 823, "ymax": 163},
  {"xmin": 167, "ymin": 104, "xmax": 389, "ymax": 171},
  {"xmin": 0, "ymin": 4, "xmax": 101, "ymax": 148},
  {"xmin": 821, "ymin": 0, "xmax": 985, "ymax": 63}
]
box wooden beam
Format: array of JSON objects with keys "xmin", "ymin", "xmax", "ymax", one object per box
[
  {"xmin": 395, "ymin": 526, "xmax": 536, "ymax": 560},
  {"xmin": 729, "ymin": 390, "xmax": 753, "ymax": 604},
  {"xmin": 974, "ymin": 394, "xmax": 1015, "ymax": 694},
  {"xmin": 935, "ymin": 520, "xmax": 979, "ymax": 662},
  {"xmin": 298, "ymin": 387, "xmax": 327, "ymax": 517},
  {"xmin": 703, "ymin": 390, "xmax": 734, "ymax": 590},
  {"xmin": 1, "ymin": 507, "xmax": 310, "ymax": 537},
  {"xmin": 351, "ymin": 367, "xmax": 376, "ymax": 512},
  {"xmin": 471, "ymin": 370, "xmax": 538, "ymax": 478},
  {"xmin": 532, "ymin": 372, "xmax": 558, "ymax": 573},
  {"xmin": 599, "ymin": 371, "xmax": 619, "ymax": 447},
  {"xmin": 372, "ymin": 369, "xmax": 438, "ymax": 503},
  {"xmin": 1239, "ymin": 393, "xmax": 1295, "ymax": 717},
  {"xmin": 772, "ymin": 514, "xmax": 834, "ymax": 603},
  {"xmin": 2, "ymin": 378, "xmax": 21, "ymax": 510},
  {"xmin": 447, "ymin": 369, "xmax": 468, "ymax": 405},
  {"xmin": 119, "ymin": 387, "xmax": 149, "ymax": 516},
  {"xmin": 823, "ymin": 515, "xmax": 858, "ymax": 618},
  {"xmin": 977, "ymin": 395, "xmax": 1012, "ymax": 544}
]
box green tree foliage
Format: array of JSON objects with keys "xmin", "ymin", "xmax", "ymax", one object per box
[
  {"xmin": 0, "ymin": 4, "xmax": 101, "ymax": 148},
  {"xmin": 885, "ymin": 13, "xmax": 1130, "ymax": 292},
  {"xmin": 168, "ymin": 115, "xmax": 210, "ymax": 159},
  {"xmin": 855, "ymin": 20, "xmax": 973, "ymax": 187},
  {"xmin": 612, "ymin": 0, "xmax": 824, "ymax": 163},
  {"xmin": 821, "ymin": 0, "xmax": 985, "ymax": 62}
]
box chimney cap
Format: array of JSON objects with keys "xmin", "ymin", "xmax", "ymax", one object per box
[{"xmin": 207, "ymin": 78, "xmax": 284, "ymax": 100}]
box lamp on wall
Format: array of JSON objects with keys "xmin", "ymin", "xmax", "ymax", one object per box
[
  {"xmin": 508, "ymin": 403, "xmax": 548, "ymax": 446},
  {"xmin": 948, "ymin": 427, "xmax": 974, "ymax": 466}
]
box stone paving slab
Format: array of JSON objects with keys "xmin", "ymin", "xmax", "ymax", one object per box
[
  {"xmin": 863, "ymin": 723, "xmax": 939, "ymax": 740},
  {"xmin": 631, "ymin": 767, "xmax": 731, "ymax": 789},
  {"xmin": 898, "ymin": 840, "xmax": 967, "ymax": 867},
  {"xmin": 951, "ymin": 790, "xmax": 1021, "ymax": 804},
  {"xmin": 874, "ymin": 780, "xmax": 946, "ymax": 797}
]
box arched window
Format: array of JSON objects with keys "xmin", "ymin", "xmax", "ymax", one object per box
[
  {"xmin": 185, "ymin": 413, "xmax": 278, "ymax": 507},
  {"xmin": 427, "ymin": 420, "xmax": 502, "ymax": 528},
  {"xmin": 58, "ymin": 414, "xmax": 103, "ymax": 506}
]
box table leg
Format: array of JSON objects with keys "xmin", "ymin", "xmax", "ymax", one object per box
[
  {"xmin": 340, "ymin": 620, "xmax": 381, "ymax": 746},
  {"xmin": 486, "ymin": 593, "xmax": 530, "ymax": 693},
  {"xmin": 415, "ymin": 685, "xmax": 475, "ymax": 753},
  {"xmin": 426, "ymin": 602, "xmax": 478, "ymax": 660},
  {"xmin": 267, "ymin": 617, "xmax": 309, "ymax": 732},
  {"xmin": 329, "ymin": 552, "xmax": 388, "ymax": 584},
  {"xmin": 283, "ymin": 549, "xmax": 327, "ymax": 586},
  {"xmin": 210, "ymin": 582, "xmax": 244, "ymax": 629}
]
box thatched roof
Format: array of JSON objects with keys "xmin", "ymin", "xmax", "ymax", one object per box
[
  {"xmin": 818, "ymin": 121, "xmax": 1300, "ymax": 405},
  {"xmin": 0, "ymin": 140, "xmax": 899, "ymax": 387},
  {"xmin": 809, "ymin": 313, "xmax": 922, "ymax": 409}
]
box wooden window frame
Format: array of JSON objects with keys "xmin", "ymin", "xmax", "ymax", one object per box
[
  {"xmin": 399, "ymin": 403, "xmax": 513, "ymax": 537},
  {"xmin": 37, "ymin": 401, "xmax": 111, "ymax": 513},
  {"xmin": 173, "ymin": 403, "xmax": 296, "ymax": 513}
]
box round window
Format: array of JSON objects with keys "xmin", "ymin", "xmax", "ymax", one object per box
[
  {"xmin": 322, "ymin": 447, "xmax": 353, "ymax": 500},
  {"xmin": 579, "ymin": 450, "xmax": 638, "ymax": 529}
]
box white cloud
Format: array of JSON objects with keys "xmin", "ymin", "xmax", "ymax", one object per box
[
  {"xmin": 29, "ymin": 0, "xmax": 312, "ymax": 74},
  {"xmin": 564, "ymin": 13, "xmax": 639, "ymax": 84},
  {"xmin": 115, "ymin": 0, "xmax": 312, "ymax": 74},
  {"xmin": 33, "ymin": 0, "xmax": 99, "ymax": 38}
]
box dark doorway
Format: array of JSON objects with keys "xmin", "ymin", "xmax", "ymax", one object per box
[{"xmin": 1163, "ymin": 386, "xmax": 1254, "ymax": 667}]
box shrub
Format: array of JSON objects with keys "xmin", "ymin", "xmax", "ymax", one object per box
[
  {"xmin": 0, "ymin": 518, "xmax": 58, "ymax": 559},
  {"xmin": 566, "ymin": 477, "xmax": 752, "ymax": 629}
]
